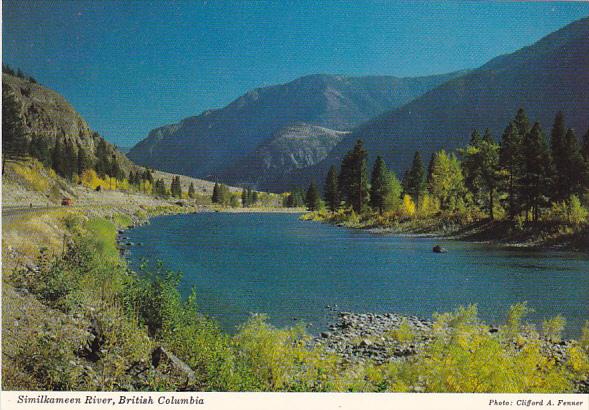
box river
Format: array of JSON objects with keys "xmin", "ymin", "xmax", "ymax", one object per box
[{"xmin": 125, "ymin": 212, "xmax": 589, "ymax": 337}]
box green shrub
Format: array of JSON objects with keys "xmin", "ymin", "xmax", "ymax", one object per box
[
  {"xmin": 547, "ymin": 195, "xmax": 588, "ymax": 225},
  {"xmin": 542, "ymin": 315, "xmax": 566, "ymax": 343}
]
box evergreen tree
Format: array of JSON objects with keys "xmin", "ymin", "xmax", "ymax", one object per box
[
  {"xmin": 406, "ymin": 151, "xmax": 426, "ymax": 210},
  {"xmin": 513, "ymin": 108, "xmax": 530, "ymax": 139},
  {"xmin": 369, "ymin": 156, "xmax": 389, "ymax": 214},
  {"xmin": 549, "ymin": 112, "xmax": 569, "ymax": 201},
  {"xmin": 558, "ymin": 129, "xmax": 586, "ymax": 199},
  {"xmin": 2, "ymin": 90, "xmax": 28, "ymax": 170},
  {"xmin": 188, "ymin": 182, "xmax": 196, "ymax": 199},
  {"xmin": 219, "ymin": 184, "xmax": 231, "ymax": 205},
  {"xmin": 426, "ymin": 153, "xmax": 436, "ymax": 188},
  {"xmin": 95, "ymin": 139, "xmax": 110, "ymax": 178},
  {"xmin": 251, "ymin": 190, "xmax": 258, "ymax": 206},
  {"xmin": 582, "ymin": 127, "xmax": 589, "ymax": 163},
  {"xmin": 461, "ymin": 130, "xmax": 484, "ymax": 202},
  {"xmin": 339, "ymin": 139, "xmax": 369, "ymax": 213},
  {"xmin": 29, "ymin": 135, "xmax": 52, "ymax": 167},
  {"xmin": 582, "ymin": 128, "xmax": 589, "ymax": 191},
  {"xmin": 241, "ymin": 188, "xmax": 249, "ymax": 207},
  {"xmin": 212, "ymin": 183, "xmax": 221, "ymax": 203},
  {"xmin": 305, "ymin": 181, "xmax": 321, "ymax": 211},
  {"xmin": 52, "ymin": 138, "xmax": 67, "ymax": 177},
  {"xmin": 479, "ymin": 131, "xmax": 501, "ymax": 219},
  {"xmin": 500, "ymin": 121, "xmax": 524, "ymax": 219},
  {"xmin": 285, "ymin": 188, "xmax": 305, "ymax": 208},
  {"xmin": 76, "ymin": 143, "xmax": 92, "ymax": 175},
  {"xmin": 401, "ymin": 170, "xmax": 410, "ymax": 197},
  {"xmin": 155, "ymin": 178, "xmax": 168, "ymax": 197},
  {"xmin": 65, "ymin": 139, "xmax": 78, "ymax": 179},
  {"xmin": 521, "ymin": 122, "xmax": 552, "ymax": 221},
  {"xmin": 170, "ymin": 176, "xmax": 182, "ymax": 198},
  {"xmin": 324, "ymin": 165, "xmax": 339, "ymax": 212}
]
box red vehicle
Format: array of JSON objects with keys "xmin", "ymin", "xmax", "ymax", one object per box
[{"xmin": 61, "ymin": 197, "xmax": 73, "ymax": 206}]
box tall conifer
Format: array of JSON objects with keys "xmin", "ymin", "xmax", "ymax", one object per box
[{"xmin": 324, "ymin": 165, "xmax": 339, "ymax": 212}]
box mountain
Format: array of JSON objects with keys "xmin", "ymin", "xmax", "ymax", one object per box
[
  {"xmin": 221, "ymin": 123, "xmax": 349, "ymax": 191},
  {"xmin": 2, "ymin": 72, "xmax": 131, "ymax": 170},
  {"xmin": 297, "ymin": 17, "xmax": 589, "ymax": 186},
  {"xmin": 128, "ymin": 71, "xmax": 467, "ymax": 182}
]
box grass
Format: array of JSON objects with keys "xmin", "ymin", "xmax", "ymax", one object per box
[{"xmin": 8, "ymin": 159, "xmax": 55, "ymax": 193}]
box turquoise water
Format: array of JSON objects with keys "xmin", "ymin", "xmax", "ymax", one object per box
[{"xmin": 126, "ymin": 212, "xmax": 589, "ymax": 337}]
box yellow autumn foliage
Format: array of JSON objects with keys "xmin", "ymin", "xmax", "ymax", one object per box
[{"xmin": 401, "ymin": 194, "xmax": 416, "ymax": 217}]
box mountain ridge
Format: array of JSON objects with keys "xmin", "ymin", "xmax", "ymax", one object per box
[
  {"xmin": 285, "ymin": 16, "xmax": 589, "ymax": 189},
  {"xmin": 127, "ymin": 70, "xmax": 468, "ymax": 182}
]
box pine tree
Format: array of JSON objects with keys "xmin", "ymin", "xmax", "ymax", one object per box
[
  {"xmin": 339, "ymin": 139, "xmax": 369, "ymax": 213},
  {"xmin": 461, "ymin": 130, "xmax": 484, "ymax": 202},
  {"xmin": 558, "ymin": 129, "xmax": 585, "ymax": 199},
  {"xmin": 212, "ymin": 183, "xmax": 220, "ymax": 203},
  {"xmin": 500, "ymin": 121, "xmax": 524, "ymax": 219},
  {"xmin": 2, "ymin": 90, "xmax": 28, "ymax": 170},
  {"xmin": 479, "ymin": 131, "xmax": 501, "ymax": 219},
  {"xmin": 324, "ymin": 165, "xmax": 339, "ymax": 212},
  {"xmin": 29, "ymin": 135, "xmax": 52, "ymax": 167},
  {"xmin": 582, "ymin": 127, "xmax": 589, "ymax": 162},
  {"xmin": 426, "ymin": 153, "xmax": 436, "ymax": 188},
  {"xmin": 521, "ymin": 122, "xmax": 552, "ymax": 222},
  {"xmin": 406, "ymin": 151, "xmax": 426, "ymax": 210},
  {"xmin": 52, "ymin": 138, "xmax": 67, "ymax": 177},
  {"xmin": 241, "ymin": 188, "xmax": 249, "ymax": 207},
  {"xmin": 370, "ymin": 156, "xmax": 389, "ymax": 214},
  {"xmin": 169, "ymin": 176, "xmax": 182, "ymax": 198},
  {"xmin": 188, "ymin": 182, "xmax": 196, "ymax": 199},
  {"xmin": 64, "ymin": 140, "xmax": 78, "ymax": 179},
  {"xmin": 305, "ymin": 181, "xmax": 321, "ymax": 211},
  {"xmin": 76, "ymin": 143, "xmax": 92, "ymax": 175},
  {"xmin": 513, "ymin": 108, "xmax": 530, "ymax": 139},
  {"xmin": 95, "ymin": 139, "xmax": 110, "ymax": 178},
  {"xmin": 251, "ymin": 190, "xmax": 258, "ymax": 206},
  {"xmin": 549, "ymin": 112, "xmax": 569, "ymax": 201},
  {"xmin": 582, "ymin": 128, "xmax": 589, "ymax": 191}
]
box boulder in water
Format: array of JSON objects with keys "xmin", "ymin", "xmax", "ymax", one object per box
[{"xmin": 433, "ymin": 245, "xmax": 448, "ymax": 253}]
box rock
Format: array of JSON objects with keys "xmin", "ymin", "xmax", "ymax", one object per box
[
  {"xmin": 359, "ymin": 339, "xmax": 373, "ymax": 347},
  {"xmin": 321, "ymin": 332, "xmax": 331, "ymax": 338},
  {"xmin": 151, "ymin": 346, "xmax": 196, "ymax": 383},
  {"xmin": 433, "ymin": 245, "xmax": 448, "ymax": 253}
]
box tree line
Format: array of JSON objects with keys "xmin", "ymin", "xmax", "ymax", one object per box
[
  {"xmin": 308, "ymin": 108, "xmax": 589, "ymax": 223},
  {"xmin": 3, "ymin": 64, "xmax": 37, "ymax": 83}
]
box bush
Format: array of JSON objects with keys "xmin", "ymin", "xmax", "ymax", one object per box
[
  {"xmin": 547, "ymin": 195, "xmax": 588, "ymax": 225},
  {"xmin": 542, "ymin": 315, "xmax": 566, "ymax": 343}
]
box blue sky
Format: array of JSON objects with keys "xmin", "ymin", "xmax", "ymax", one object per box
[{"xmin": 3, "ymin": 1, "xmax": 588, "ymax": 147}]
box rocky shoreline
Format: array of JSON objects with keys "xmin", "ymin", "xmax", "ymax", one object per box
[
  {"xmin": 314, "ymin": 311, "xmax": 574, "ymax": 368},
  {"xmin": 314, "ymin": 311, "xmax": 434, "ymax": 365}
]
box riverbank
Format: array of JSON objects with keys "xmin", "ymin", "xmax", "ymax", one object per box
[
  {"xmin": 301, "ymin": 210, "xmax": 589, "ymax": 252},
  {"xmin": 3, "ymin": 173, "xmax": 589, "ymax": 392},
  {"xmin": 315, "ymin": 311, "xmax": 573, "ymax": 367}
]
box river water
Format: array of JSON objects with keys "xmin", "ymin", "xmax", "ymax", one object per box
[{"xmin": 125, "ymin": 212, "xmax": 589, "ymax": 337}]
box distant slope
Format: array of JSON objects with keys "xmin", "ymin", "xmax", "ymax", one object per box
[
  {"xmin": 128, "ymin": 71, "xmax": 467, "ymax": 180},
  {"xmin": 305, "ymin": 17, "xmax": 589, "ymax": 183},
  {"xmin": 221, "ymin": 123, "xmax": 349, "ymax": 190},
  {"xmin": 2, "ymin": 73, "xmax": 131, "ymax": 170}
]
